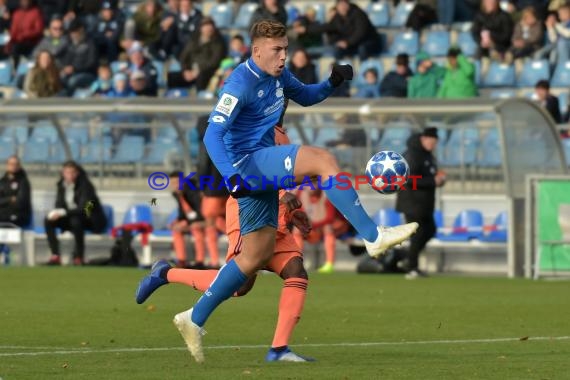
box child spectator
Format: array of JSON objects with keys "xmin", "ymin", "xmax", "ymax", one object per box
[
  {"xmin": 355, "ymin": 68, "xmax": 380, "ymax": 98},
  {"xmin": 89, "ymin": 64, "xmax": 113, "ymax": 96},
  {"xmin": 106, "ymin": 72, "xmax": 135, "ymax": 98},
  {"xmin": 229, "ymin": 34, "xmax": 249, "ymax": 64},
  {"xmin": 380, "ymin": 53, "xmax": 413, "ymax": 98}
]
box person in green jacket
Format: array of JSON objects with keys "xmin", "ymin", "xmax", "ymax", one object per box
[
  {"xmin": 407, "ymin": 51, "xmax": 446, "ymax": 98},
  {"xmin": 437, "ymin": 47, "xmax": 478, "ymax": 99}
]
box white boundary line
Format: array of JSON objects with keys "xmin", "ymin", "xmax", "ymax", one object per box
[{"xmin": 1, "ymin": 336, "xmax": 569, "ymax": 357}]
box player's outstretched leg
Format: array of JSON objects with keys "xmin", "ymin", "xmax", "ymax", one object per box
[
  {"xmin": 294, "ymin": 146, "xmax": 418, "ymax": 258},
  {"xmin": 135, "ymin": 259, "xmax": 171, "ymax": 304}
]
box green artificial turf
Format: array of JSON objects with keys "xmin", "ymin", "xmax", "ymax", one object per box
[{"xmin": 1, "ymin": 267, "xmax": 569, "ymax": 379}]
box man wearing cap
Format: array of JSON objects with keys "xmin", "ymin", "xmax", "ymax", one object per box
[
  {"xmin": 437, "ymin": 47, "xmax": 478, "ymax": 99},
  {"xmin": 94, "ymin": 1, "xmax": 124, "ymax": 62},
  {"xmin": 407, "ymin": 51, "xmax": 445, "ymax": 98},
  {"xmin": 60, "ymin": 18, "xmax": 98, "ymax": 96},
  {"xmin": 396, "ymin": 127, "xmax": 446, "ymax": 279},
  {"xmin": 127, "ymin": 41, "xmax": 158, "ymax": 96}
]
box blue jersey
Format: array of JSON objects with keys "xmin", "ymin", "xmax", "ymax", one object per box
[{"xmin": 204, "ymin": 58, "xmax": 334, "ymax": 179}]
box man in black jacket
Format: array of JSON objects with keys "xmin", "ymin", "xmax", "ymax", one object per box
[
  {"xmin": 396, "ymin": 128, "xmax": 446, "ymax": 279},
  {"xmin": 534, "ymin": 80, "xmax": 561, "ymax": 124},
  {"xmin": 0, "ymin": 155, "xmax": 32, "ymax": 227},
  {"xmin": 44, "ymin": 161, "xmax": 107, "ymax": 266},
  {"xmin": 61, "ymin": 19, "xmax": 99, "ymax": 96},
  {"xmin": 380, "ymin": 53, "xmax": 413, "ymax": 98}
]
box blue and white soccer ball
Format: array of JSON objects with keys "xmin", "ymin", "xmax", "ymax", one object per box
[{"xmin": 365, "ymin": 151, "xmax": 410, "ymax": 194}]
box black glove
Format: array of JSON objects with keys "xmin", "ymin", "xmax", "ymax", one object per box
[
  {"xmin": 329, "ymin": 64, "xmax": 353, "ymax": 87},
  {"xmin": 228, "ymin": 174, "xmax": 251, "ymax": 198}
]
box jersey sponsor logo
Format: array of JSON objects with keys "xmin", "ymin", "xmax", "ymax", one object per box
[
  {"xmin": 212, "ymin": 115, "xmax": 226, "ymax": 123},
  {"xmin": 263, "ymin": 98, "xmax": 284, "ymax": 116},
  {"xmin": 258, "ymin": 89, "xmax": 264, "ymax": 97},
  {"xmin": 215, "ymin": 93, "xmax": 239, "ymax": 116}
]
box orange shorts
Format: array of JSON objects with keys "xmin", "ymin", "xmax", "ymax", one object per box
[
  {"xmin": 226, "ymin": 230, "xmax": 302, "ymax": 275},
  {"xmin": 201, "ymin": 196, "xmax": 227, "ymax": 219}
]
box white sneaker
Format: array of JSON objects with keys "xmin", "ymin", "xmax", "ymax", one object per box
[
  {"xmin": 364, "ymin": 223, "xmax": 419, "ymax": 258},
  {"xmin": 173, "ymin": 308, "xmax": 206, "ymax": 363}
]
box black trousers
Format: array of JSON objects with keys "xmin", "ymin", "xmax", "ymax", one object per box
[
  {"xmin": 45, "ymin": 214, "xmax": 89, "ymax": 259},
  {"xmin": 404, "ymin": 213, "xmax": 436, "ymax": 271}
]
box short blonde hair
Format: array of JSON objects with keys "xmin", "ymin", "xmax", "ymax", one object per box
[{"xmin": 250, "ymin": 20, "xmax": 287, "ymax": 42}]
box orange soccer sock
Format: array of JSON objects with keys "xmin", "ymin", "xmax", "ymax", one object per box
[
  {"xmin": 324, "ymin": 232, "xmax": 336, "ymax": 265},
  {"xmin": 271, "ymin": 278, "xmax": 308, "ymax": 348},
  {"xmin": 205, "ymin": 225, "xmax": 220, "ymax": 266},
  {"xmin": 167, "ymin": 268, "xmax": 219, "ymax": 292},
  {"xmin": 190, "ymin": 226, "xmax": 206, "ymax": 263}
]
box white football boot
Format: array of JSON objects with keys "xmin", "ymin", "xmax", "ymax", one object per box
[
  {"xmin": 364, "ymin": 223, "xmax": 419, "ymax": 258},
  {"xmin": 173, "ymin": 308, "xmax": 206, "ymax": 363}
]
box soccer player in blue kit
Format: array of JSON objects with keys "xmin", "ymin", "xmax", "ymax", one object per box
[{"xmin": 171, "ymin": 20, "xmax": 419, "ymax": 362}]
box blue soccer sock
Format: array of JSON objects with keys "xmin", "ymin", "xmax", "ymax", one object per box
[
  {"xmin": 190, "ymin": 259, "xmax": 247, "ymax": 327},
  {"xmin": 323, "ymin": 177, "xmax": 379, "ymax": 242}
]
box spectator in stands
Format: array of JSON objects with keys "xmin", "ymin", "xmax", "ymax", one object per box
[
  {"xmin": 168, "ymin": 17, "xmax": 226, "ymax": 92},
  {"xmin": 7, "ymin": 0, "xmax": 44, "ymax": 69},
  {"xmin": 472, "ymin": 0, "xmax": 514, "ymax": 61},
  {"xmin": 229, "ymin": 34, "xmax": 249, "ymax": 64},
  {"xmin": 407, "ymin": 52, "xmax": 445, "ymax": 98},
  {"xmin": 124, "ymin": 41, "xmax": 158, "ymax": 96},
  {"xmin": 0, "ymin": 155, "xmax": 31, "ymax": 228},
  {"xmin": 65, "ymin": 0, "xmax": 114, "ymax": 35},
  {"xmin": 249, "ymin": 0, "xmax": 287, "ymax": 30},
  {"xmin": 290, "ymin": 8, "xmax": 323, "ymax": 50},
  {"xmin": 44, "ymin": 160, "xmax": 107, "ymax": 266},
  {"xmin": 94, "ymin": 1, "xmax": 124, "ymax": 63},
  {"xmin": 37, "ymin": 0, "xmax": 67, "ymax": 26},
  {"xmin": 106, "ymin": 72, "xmax": 136, "ymax": 98},
  {"xmin": 546, "ymin": 4, "xmax": 570, "ymax": 64},
  {"xmin": 60, "ymin": 19, "xmax": 98, "ymax": 96},
  {"xmin": 126, "ymin": 0, "xmax": 163, "ymax": 59},
  {"xmin": 205, "ymin": 57, "xmax": 237, "ymax": 96},
  {"xmin": 157, "ymin": 0, "xmax": 179, "ymax": 59},
  {"xmin": 33, "ymin": 16, "xmax": 70, "ymax": 70},
  {"xmin": 174, "ymin": 0, "xmax": 202, "ymax": 55},
  {"xmin": 437, "ymin": 47, "xmax": 478, "ymax": 98},
  {"xmin": 89, "ymin": 64, "xmax": 113, "ymax": 96},
  {"xmin": 534, "ymin": 79, "xmax": 561, "ymax": 123},
  {"xmin": 298, "ymin": 0, "xmax": 381, "ymax": 60},
  {"xmin": 288, "ymin": 48, "xmax": 317, "ymax": 84},
  {"xmin": 355, "ymin": 68, "xmax": 380, "ymax": 98},
  {"xmin": 406, "ymin": 0, "xmax": 438, "ymax": 31},
  {"xmin": 509, "ymin": 6, "xmax": 544, "ymax": 60},
  {"xmin": 0, "ymin": 0, "xmax": 11, "ymax": 33},
  {"xmin": 380, "ymin": 53, "xmax": 413, "ymax": 98},
  {"xmin": 396, "ymin": 127, "xmax": 445, "ymax": 279},
  {"xmin": 24, "ymin": 50, "xmax": 63, "ymax": 98}
]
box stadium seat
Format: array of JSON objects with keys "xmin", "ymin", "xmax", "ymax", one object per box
[
  {"xmin": 0, "ymin": 60, "xmax": 12, "ymax": 85},
  {"xmin": 123, "ymin": 204, "xmax": 153, "ymax": 225},
  {"xmin": 2, "ymin": 126, "xmax": 29, "ymax": 144},
  {"xmin": 551, "ymin": 60, "xmax": 570, "ymax": 87},
  {"xmin": 388, "ymin": 31, "xmax": 419, "ymax": 56},
  {"xmin": 562, "ymin": 138, "xmax": 570, "ymax": 166},
  {"xmin": 390, "ymin": 2, "xmax": 414, "ymax": 27},
  {"xmin": 64, "ymin": 127, "xmax": 89, "ymax": 145},
  {"xmin": 167, "ymin": 59, "xmax": 181, "ymax": 73},
  {"xmin": 517, "ymin": 59, "xmax": 550, "ymax": 88},
  {"xmin": 304, "ymin": 3, "xmax": 326, "ymax": 24},
  {"xmin": 372, "ymin": 208, "xmax": 403, "ymax": 227},
  {"xmin": 477, "ymin": 128, "xmax": 502, "ymax": 168},
  {"xmin": 378, "ymin": 123, "xmax": 412, "ymax": 154},
  {"xmin": 81, "ymin": 140, "xmax": 112, "ymax": 164},
  {"xmin": 422, "ymin": 30, "xmax": 451, "ymax": 57},
  {"xmin": 558, "ymin": 92, "xmax": 568, "ymax": 117},
  {"xmin": 480, "ymin": 210, "xmax": 508, "ymax": 242},
  {"xmin": 165, "ymin": 88, "xmax": 189, "ymax": 98},
  {"xmin": 433, "ymin": 209, "xmax": 445, "ymax": 239},
  {"xmin": 157, "ymin": 126, "xmax": 178, "ymax": 141},
  {"xmin": 456, "ymin": 31, "xmax": 477, "ymax": 57},
  {"xmin": 15, "ymin": 60, "xmax": 34, "ymax": 79},
  {"xmin": 22, "ymin": 139, "xmax": 50, "ymax": 163},
  {"xmin": 111, "ymin": 60, "xmax": 128, "ymax": 74},
  {"xmin": 0, "ymin": 32, "xmax": 10, "ymax": 46},
  {"xmin": 152, "ymin": 209, "xmax": 178, "ymax": 237},
  {"xmin": 209, "ymin": 3, "xmax": 234, "ymax": 29},
  {"xmin": 367, "ymin": 2, "xmax": 390, "ymax": 27},
  {"xmin": 489, "ymin": 89, "xmax": 516, "ymax": 99},
  {"xmin": 49, "ymin": 139, "xmax": 81, "ymax": 164},
  {"xmin": 483, "ymin": 62, "xmax": 516, "ymax": 87},
  {"xmin": 444, "ymin": 126, "xmax": 480, "ymax": 167},
  {"xmin": 0, "ymin": 136, "xmax": 16, "ymax": 161},
  {"xmin": 187, "ymin": 128, "xmax": 200, "ymax": 158},
  {"xmin": 143, "ymin": 140, "xmax": 181, "ymax": 165},
  {"xmin": 312, "ymin": 128, "xmax": 338, "ymax": 147},
  {"xmin": 30, "ymin": 125, "xmax": 58, "ymax": 143},
  {"xmin": 233, "ymin": 3, "xmax": 258, "ymax": 29},
  {"xmin": 73, "ymin": 88, "xmax": 92, "ymax": 99},
  {"xmin": 356, "ymin": 59, "xmax": 384, "ymax": 88},
  {"xmin": 152, "ymin": 60, "xmax": 165, "ymax": 88},
  {"xmin": 437, "ymin": 209, "xmax": 484, "ymax": 241},
  {"xmin": 111, "ymin": 135, "xmax": 145, "ymax": 164}
]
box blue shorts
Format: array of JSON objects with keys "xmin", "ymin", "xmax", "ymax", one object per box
[{"xmin": 234, "ymin": 145, "xmax": 299, "ymax": 234}]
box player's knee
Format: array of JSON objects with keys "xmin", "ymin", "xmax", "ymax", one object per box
[
  {"xmin": 280, "ymin": 257, "xmax": 308, "ymax": 280},
  {"xmin": 235, "ymin": 276, "xmax": 256, "ymax": 297}
]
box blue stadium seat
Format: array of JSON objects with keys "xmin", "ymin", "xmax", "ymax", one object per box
[
  {"xmin": 367, "ymin": 2, "xmax": 390, "ymax": 27},
  {"xmin": 0, "ymin": 60, "xmax": 12, "ymax": 85},
  {"xmin": 437, "ymin": 209, "xmax": 484, "ymax": 241},
  {"xmin": 110, "ymin": 60, "xmax": 128, "ymax": 74},
  {"xmin": 285, "ymin": 4, "xmax": 299, "ymax": 26},
  {"xmin": 165, "ymin": 88, "xmax": 189, "ymax": 98},
  {"xmin": 444, "ymin": 126, "xmax": 480, "ymax": 167},
  {"xmin": 49, "ymin": 139, "xmax": 81, "ymax": 164},
  {"xmin": 356, "ymin": 59, "xmax": 384, "ymax": 87},
  {"xmin": 433, "ymin": 210, "xmax": 445, "ymax": 239},
  {"xmin": 390, "ymin": 2, "xmax": 414, "ymax": 27},
  {"xmin": 0, "ymin": 136, "xmax": 16, "ymax": 161},
  {"xmin": 22, "ymin": 139, "xmax": 50, "ymax": 163},
  {"xmin": 143, "ymin": 140, "xmax": 181, "ymax": 165},
  {"xmin": 30, "ymin": 125, "xmax": 58, "ymax": 143},
  {"xmin": 123, "ymin": 204, "xmax": 153, "ymax": 225},
  {"xmin": 111, "ymin": 135, "xmax": 145, "ymax": 163},
  {"xmin": 517, "ymin": 59, "xmax": 550, "ymax": 88},
  {"xmin": 0, "ymin": 33, "xmax": 10, "ymax": 46},
  {"xmin": 101, "ymin": 205, "xmax": 114, "ymax": 234},
  {"xmin": 559, "ymin": 91, "xmax": 568, "ymax": 115},
  {"xmin": 372, "ymin": 208, "xmax": 403, "ymax": 227},
  {"xmin": 168, "ymin": 59, "xmax": 181, "ymax": 73},
  {"xmin": 15, "ymin": 60, "xmax": 34, "ymax": 79},
  {"xmin": 551, "ymin": 60, "xmax": 570, "ymax": 87},
  {"xmin": 65, "ymin": 127, "xmax": 89, "ymax": 144},
  {"xmin": 388, "ymin": 31, "xmax": 419, "ymax": 56},
  {"xmin": 304, "ymin": 4, "xmax": 326, "ymax": 24},
  {"xmin": 284, "ymin": 126, "xmax": 303, "ymax": 145},
  {"xmin": 81, "ymin": 140, "xmax": 112, "ymax": 164},
  {"xmin": 422, "ymin": 30, "xmax": 450, "ymax": 57},
  {"xmin": 73, "ymin": 88, "xmax": 92, "ymax": 99},
  {"xmin": 489, "ymin": 89, "xmax": 516, "ymax": 99},
  {"xmin": 378, "ymin": 123, "xmax": 412, "ymax": 154},
  {"xmin": 2, "ymin": 126, "xmax": 29, "ymax": 144},
  {"xmin": 233, "ymin": 3, "xmax": 258, "ymax": 29},
  {"xmin": 477, "ymin": 128, "xmax": 502, "ymax": 168},
  {"xmin": 187, "ymin": 128, "xmax": 200, "ymax": 158},
  {"xmin": 152, "ymin": 60, "xmax": 165, "ymax": 88},
  {"xmin": 480, "ymin": 210, "xmax": 507, "ymax": 242},
  {"xmin": 483, "ymin": 62, "xmax": 516, "ymax": 87},
  {"xmin": 153, "ymin": 209, "xmax": 178, "ymax": 237},
  {"xmin": 562, "ymin": 138, "xmax": 570, "ymax": 166},
  {"xmin": 209, "ymin": 3, "xmax": 234, "ymax": 29},
  {"xmin": 456, "ymin": 31, "xmax": 477, "ymax": 57},
  {"xmin": 313, "ymin": 128, "xmax": 338, "ymax": 147}
]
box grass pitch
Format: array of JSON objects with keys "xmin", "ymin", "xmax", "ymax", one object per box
[{"xmin": 1, "ymin": 267, "xmax": 569, "ymax": 379}]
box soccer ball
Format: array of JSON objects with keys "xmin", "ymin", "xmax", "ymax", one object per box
[{"xmin": 365, "ymin": 151, "xmax": 410, "ymax": 194}]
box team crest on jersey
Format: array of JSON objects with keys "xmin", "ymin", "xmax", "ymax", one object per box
[
  {"xmin": 215, "ymin": 93, "xmax": 239, "ymax": 116},
  {"xmin": 276, "ymin": 88, "xmax": 283, "ymax": 98},
  {"xmin": 258, "ymin": 90, "xmax": 264, "ymax": 97}
]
